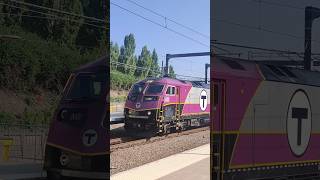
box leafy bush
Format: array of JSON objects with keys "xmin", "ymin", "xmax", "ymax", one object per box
[
  {"xmin": 111, "ymin": 70, "xmax": 137, "ymax": 90},
  {"xmin": 110, "ymin": 96, "xmax": 127, "ymax": 103},
  {"xmin": 0, "ymin": 112, "xmax": 16, "ymax": 125},
  {"xmin": 0, "ymin": 26, "xmax": 103, "ymax": 92}
]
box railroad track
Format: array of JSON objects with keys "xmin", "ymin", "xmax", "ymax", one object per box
[{"xmin": 110, "ymin": 126, "xmax": 209, "ymax": 151}]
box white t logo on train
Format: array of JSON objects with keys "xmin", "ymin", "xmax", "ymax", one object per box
[
  {"xmin": 82, "ymin": 129, "xmax": 98, "ymax": 147},
  {"xmin": 287, "ymin": 90, "xmax": 311, "ymax": 156},
  {"xmin": 200, "ymin": 90, "xmax": 208, "ymax": 111}
]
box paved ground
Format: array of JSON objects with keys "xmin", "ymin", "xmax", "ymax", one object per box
[
  {"xmin": 110, "ymin": 112, "xmax": 124, "ymax": 124},
  {"xmin": 158, "ymin": 157, "xmax": 209, "ymax": 180},
  {"xmin": 110, "ymin": 123, "xmax": 124, "ymax": 131},
  {"xmin": 110, "ymin": 144, "xmax": 210, "ymax": 180},
  {"xmin": 0, "ymin": 162, "xmax": 46, "ymax": 180}
]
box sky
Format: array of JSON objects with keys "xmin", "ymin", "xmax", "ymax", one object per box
[
  {"xmin": 211, "ymin": 0, "xmax": 320, "ymax": 67},
  {"xmin": 110, "ymin": 0, "xmax": 210, "ymax": 80}
]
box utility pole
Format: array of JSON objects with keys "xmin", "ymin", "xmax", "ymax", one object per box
[
  {"xmin": 165, "ymin": 52, "xmax": 210, "ymax": 75},
  {"xmin": 161, "ymin": 60, "xmax": 164, "ymax": 77},
  {"xmin": 304, "ymin": 6, "xmax": 320, "ymax": 70},
  {"xmin": 205, "ymin": 63, "xmax": 210, "ymax": 84}
]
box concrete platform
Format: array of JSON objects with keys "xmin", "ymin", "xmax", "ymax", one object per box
[
  {"xmin": 0, "ymin": 162, "xmax": 46, "ymax": 180},
  {"xmin": 110, "ymin": 144, "xmax": 210, "ymax": 180},
  {"xmin": 110, "ymin": 112, "xmax": 124, "ymax": 124}
]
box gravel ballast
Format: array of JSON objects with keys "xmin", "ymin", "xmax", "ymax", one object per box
[{"xmin": 110, "ymin": 129, "xmax": 209, "ymax": 175}]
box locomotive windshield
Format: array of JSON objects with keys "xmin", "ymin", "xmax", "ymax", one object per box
[
  {"xmin": 145, "ymin": 84, "xmax": 164, "ymax": 94},
  {"xmin": 128, "ymin": 82, "xmax": 145, "ymax": 101},
  {"xmin": 65, "ymin": 73, "xmax": 105, "ymax": 100}
]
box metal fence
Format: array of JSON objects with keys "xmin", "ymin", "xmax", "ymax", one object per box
[
  {"xmin": 0, "ymin": 123, "xmax": 49, "ymax": 162},
  {"xmin": 110, "ymin": 104, "xmax": 124, "ymax": 113}
]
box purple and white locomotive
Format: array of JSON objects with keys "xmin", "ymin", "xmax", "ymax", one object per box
[
  {"xmin": 124, "ymin": 77, "xmax": 210, "ymax": 134},
  {"xmin": 44, "ymin": 57, "xmax": 108, "ymax": 179},
  {"xmin": 212, "ymin": 55, "xmax": 320, "ymax": 179}
]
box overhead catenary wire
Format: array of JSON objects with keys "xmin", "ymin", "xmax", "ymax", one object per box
[
  {"xmin": 0, "ymin": 26, "xmax": 104, "ymax": 49},
  {"xmin": 212, "ymin": 17, "xmax": 320, "ymax": 44},
  {"xmin": 111, "ymin": 1, "xmax": 209, "ymax": 48},
  {"xmin": 111, "ymin": 1, "xmax": 213, "ymax": 77},
  {"xmin": 212, "ymin": 40, "xmax": 320, "ymax": 63},
  {"xmin": 212, "ymin": 40, "xmax": 307, "ymax": 54},
  {"xmin": 213, "ymin": 0, "xmax": 320, "ymax": 44},
  {"xmin": 123, "ymin": 0, "xmax": 209, "ymax": 39},
  {"xmin": 250, "ymin": 0, "xmax": 304, "ymax": 10},
  {"xmin": 0, "ymin": 2, "xmax": 107, "ymax": 29},
  {"xmin": 0, "ymin": 11, "xmax": 106, "ymax": 29},
  {"xmin": 6, "ymin": 0, "xmax": 105, "ymax": 23},
  {"xmin": 111, "ymin": 60, "xmax": 206, "ymax": 80},
  {"xmin": 112, "ymin": 2, "xmax": 233, "ymax": 54}
]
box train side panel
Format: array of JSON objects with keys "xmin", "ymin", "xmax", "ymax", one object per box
[
  {"xmin": 182, "ymin": 86, "xmax": 210, "ymax": 117},
  {"xmin": 211, "ymin": 56, "xmax": 320, "ymax": 179},
  {"xmin": 226, "ymin": 81, "xmax": 320, "ymax": 179}
]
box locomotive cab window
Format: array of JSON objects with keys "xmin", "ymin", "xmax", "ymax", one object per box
[
  {"xmin": 128, "ymin": 83, "xmax": 145, "ymax": 101},
  {"xmin": 131, "ymin": 83, "xmax": 145, "ymax": 94},
  {"xmin": 166, "ymin": 86, "xmax": 176, "ymax": 95},
  {"xmin": 145, "ymin": 84, "xmax": 164, "ymax": 94},
  {"xmin": 65, "ymin": 73, "xmax": 105, "ymax": 100}
]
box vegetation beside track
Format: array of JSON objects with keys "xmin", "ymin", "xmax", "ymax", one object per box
[{"xmin": 0, "ymin": 1, "xmax": 106, "ymax": 126}]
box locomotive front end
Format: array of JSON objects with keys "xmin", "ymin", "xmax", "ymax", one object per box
[
  {"xmin": 44, "ymin": 59, "xmax": 108, "ymax": 179},
  {"xmin": 124, "ymin": 80, "xmax": 164, "ymax": 131}
]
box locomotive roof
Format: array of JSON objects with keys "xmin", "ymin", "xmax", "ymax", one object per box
[
  {"xmin": 213, "ymin": 55, "xmax": 320, "ymax": 87},
  {"xmin": 137, "ymin": 77, "xmax": 209, "ymax": 89},
  {"xmin": 73, "ymin": 56, "xmax": 107, "ymax": 73}
]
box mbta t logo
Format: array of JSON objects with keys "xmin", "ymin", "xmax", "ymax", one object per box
[
  {"xmin": 200, "ymin": 90, "xmax": 208, "ymax": 111},
  {"xmin": 287, "ymin": 90, "xmax": 312, "ymax": 157},
  {"xmin": 82, "ymin": 129, "xmax": 98, "ymax": 147},
  {"xmin": 291, "ymin": 108, "xmax": 308, "ymax": 146}
]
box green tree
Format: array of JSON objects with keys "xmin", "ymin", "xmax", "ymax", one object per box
[
  {"xmin": 76, "ymin": 0, "xmax": 105, "ymax": 51},
  {"xmin": 126, "ymin": 55, "xmax": 136, "ymax": 76},
  {"xmin": 168, "ymin": 65, "xmax": 176, "ymax": 78},
  {"xmin": 149, "ymin": 49, "xmax": 160, "ymax": 77},
  {"xmin": 43, "ymin": 0, "xmax": 83, "ymax": 46},
  {"xmin": 136, "ymin": 46, "xmax": 152, "ymax": 78},
  {"xmin": 1, "ymin": 0, "xmax": 24, "ymax": 26},
  {"xmin": 110, "ymin": 42, "xmax": 119, "ymax": 70},
  {"xmin": 117, "ymin": 46, "xmax": 125, "ymax": 73},
  {"xmin": 123, "ymin": 34, "xmax": 136, "ymax": 75}
]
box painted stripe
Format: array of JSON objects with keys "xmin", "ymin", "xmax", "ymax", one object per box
[
  {"xmin": 211, "ymin": 131, "xmax": 320, "ymax": 135},
  {"xmin": 110, "ymin": 144, "xmax": 209, "ymax": 180},
  {"xmin": 46, "ymin": 142, "xmax": 109, "ymax": 156},
  {"xmin": 181, "ymin": 112, "xmax": 210, "ymax": 116},
  {"xmin": 229, "ymin": 160, "xmax": 320, "ymax": 169},
  {"xmin": 228, "ymin": 79, "xmax": 262, "ymax": 168}
]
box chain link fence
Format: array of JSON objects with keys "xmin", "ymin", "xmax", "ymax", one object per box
[{"xmin": 0, "ymin": 123, "xmax": 49, "ymax": 162}]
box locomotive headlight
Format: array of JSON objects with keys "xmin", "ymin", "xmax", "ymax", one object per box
[
  {"xmin": 59, "ymin": 109, "xmax": 85, "ymax": 123},
  {"xmin": 60, "ymin": 109, "xmax": 68, "ymax": 120},
  {"xmin": 144, "ymin": 96, "xmax": 158, "ymax": 101},
  {"xmin": 59, "ymin": 153, "xmax": 70, "ymax": 166},
  {"xmin": 147, "ymin": 111, "xmax": 151, "ymax": 116}
]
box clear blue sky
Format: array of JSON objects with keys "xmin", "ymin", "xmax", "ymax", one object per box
[{"xmin": 111, "ymin": 0, "xmax": 209, "ymax": 79}]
